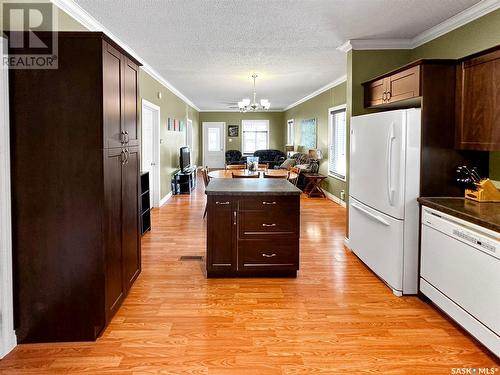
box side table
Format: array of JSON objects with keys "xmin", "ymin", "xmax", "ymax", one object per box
[{"xmin": 303, "ymin": 173, "xmax": 327, "ymax": 198}]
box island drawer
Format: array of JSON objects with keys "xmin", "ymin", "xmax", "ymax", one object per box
[
  {"xmin": 238, "ymin": 239, "xmax": 299, "ymax": 268},
  {"xmin": 239, "ymin": 210, "xmax": 299, "ymax": 236},
  {"xmin": 239, "ymin": 196, "xmax": 299, "ymax": 211}
]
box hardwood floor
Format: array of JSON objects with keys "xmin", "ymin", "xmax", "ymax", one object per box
[{"xmin": 0, "ymin": 181, "xmax": 497, "ymax": 374}]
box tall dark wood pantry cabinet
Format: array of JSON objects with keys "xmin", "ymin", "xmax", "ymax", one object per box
[{"xmin": 9, "ymin": 32, "xmax": 141, "ymax": 343}]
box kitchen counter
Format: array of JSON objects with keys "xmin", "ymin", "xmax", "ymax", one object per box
[
  {"xmin": 206, "ymin": 179, "xmax": 302, "ymax": 196},
  {"xmin": 418, "ymin": 197, "xmax": 500, "ymax": 233}
]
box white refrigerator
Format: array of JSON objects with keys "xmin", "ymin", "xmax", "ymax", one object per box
[{"xmin": 349, "ymin": 108, "xmax": 421, "ymax": 296}]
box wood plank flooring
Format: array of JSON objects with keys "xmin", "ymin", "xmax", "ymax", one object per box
[{"xmin": 0, "ymin": 180, "xmax": 497, "ymax": 374}]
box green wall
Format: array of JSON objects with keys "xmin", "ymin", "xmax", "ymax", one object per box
[
  {"xmin": 139, "ymin": 71, "xmax": 200, "ymax": 198},
  {"xmin": 284, "ymin": 82, "xmax": 347, "ymax": 200},
  {"xmin": 198, "ymin": 112, "xmax": 285, "ymax": 157}
]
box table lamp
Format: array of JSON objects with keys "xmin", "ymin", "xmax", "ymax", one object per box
[{"xmin": 308, "ymin": 149, "xmax": 322, "ymax": 173}]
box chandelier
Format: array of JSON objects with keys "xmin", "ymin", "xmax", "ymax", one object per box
[{"xmin": 238, "ymin": 74, "xmax": 270, "ymax": 112}]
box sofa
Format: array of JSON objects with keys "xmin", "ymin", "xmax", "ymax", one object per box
[
  {"xmin": 252, "ymin": 149, "xmax": 286, "ymax": 168},
  {"xmin": 225, "ymin": 149, "xmax": 286, "ymax": 168},
  {"xmin": 225, "ymin": 150, "xmax": 244, "ymax": 165}
]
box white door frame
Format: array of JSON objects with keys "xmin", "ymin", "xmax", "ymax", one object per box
[
  {"xmin": 202, "ymin": 122, "xmax": 226, "ymax": 168},
  {"xmin": 0, "ymin": 36, "xmax": 16, "ymax": 358},
  {"xmin": 141, "ymin": 99, "xmax": 161, "ymax": 208},
  {"xmin": 186, "ymin": 118, "xmax": 193, "ymax": 150}
]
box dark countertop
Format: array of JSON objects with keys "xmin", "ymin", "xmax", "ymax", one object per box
[
  {"xmin": 206, "ymin": 179, "xmax": 302, "ymax": 196},
  {"xmin": 418, "ymin": 197, "xmax": 500, "ymax": 233}
]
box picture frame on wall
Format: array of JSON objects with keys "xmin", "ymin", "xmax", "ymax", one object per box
[
  {"xmin": 167, "ymin": 117, "xmax": 171, "ymax": 131},
  {"xmin": 180, "ymin": 120, "xmax": 185, "ymax": 132},
  {"xmin": 228, "ymin": 125, "xmax": 239, "ymax": 137},
  {"xmin": 301, "ymin": 118, "xmax": 317, "ymax": 149}
]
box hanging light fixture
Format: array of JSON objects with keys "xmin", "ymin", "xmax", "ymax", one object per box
[{"xmin": 238, "ymin": 74, "xmax": 270, "ymax": 112}]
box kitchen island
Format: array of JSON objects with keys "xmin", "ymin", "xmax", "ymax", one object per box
[{"xmin": 205, "ymin": 179, "xmax": 301, "ymax": 277}]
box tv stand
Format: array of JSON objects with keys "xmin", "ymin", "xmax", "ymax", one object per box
[{"xmin": 172, "ymin": 166, "xmax": 197, "ymax": 195}]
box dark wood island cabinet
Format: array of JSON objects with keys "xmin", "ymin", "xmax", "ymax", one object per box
[{"xmin": 206, "ymin": 179, "xmax": 301, "ymax": 277}]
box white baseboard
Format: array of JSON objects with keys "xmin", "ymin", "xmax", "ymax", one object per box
[
  {"xmin": 343, "ymin": 237, "xmax": 350, "ymax": 250},
  {"xmin": 159, "ymin": 192, "xmax": 172, "ymax": 206},
  {"xmin": 0, "ymin": 330, "xmax": 16, "ymax": 359},
  {"xmin": 324, "ymin": 190, "xmax": 347, "ymax": 207}
]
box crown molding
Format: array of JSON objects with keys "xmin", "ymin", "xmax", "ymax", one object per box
[
  {"xmin": 412, "ymin": 0, "xmax": 500, "ymax": 48},
  {"xmin": 200, "ymin": 109, "xmax": 284, "ymax": 113},
  {"xmin": 283, "ymin": 75, "xmax": 347, "ymax": 112},
  {"xmin": 51, "ymin": 0, "xmax": 201, "ymax": 112},
  {"xmin": 337, "ymin": 0, "xmax": 500, "ymax": 52}
]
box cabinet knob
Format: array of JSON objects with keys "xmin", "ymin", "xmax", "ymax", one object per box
[
  {"xmin": 262, "ymin": 223, "xmax": 276, "ymax": 227},
  {"xmin": 382, "ymin": 92, "xmax": 387, "ymax": 101},
  {"xmin": 262, "ymin": 253, "xmax": 277, "ymax": 258}
]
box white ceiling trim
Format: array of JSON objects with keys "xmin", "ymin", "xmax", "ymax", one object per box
[
  {"xmin": 51, "ymin": 0, "xmax": 201, "ymax": 112},
  {"xmin": 338, "ymin": 0, "xmax": 500, "ymax": 52},
  {"xmin": 200, "ymin": 110, "xmax": 284, "ymax": 113},
  {"xmin": 283, "ymin": 75, "xmax": 347, "ymax": 112}
]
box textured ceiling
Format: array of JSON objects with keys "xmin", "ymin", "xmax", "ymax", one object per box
[{"xmin": 74, "ymin": 0, "xmax": 481, "ymax": 110}]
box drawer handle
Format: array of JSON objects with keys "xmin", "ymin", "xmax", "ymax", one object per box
[
  {"xmin": 262, "ymin": 253, "xmax": 277, "ymax": 258},
  {"xmin": 262, "ymin": 223, "xmax": 276, "ymax": 227},
  {"xmin": 262, "ymin": 201, "xmax": 276, "ymax": 205},
  {"xmin": 216, "ymin": 201, "xmax": 230, "ymax": 205},
  {"xmin": 387, "ymin": 91, "xmax": 391, "ymax": 100}
]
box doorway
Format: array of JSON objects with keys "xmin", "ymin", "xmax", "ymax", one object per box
[
  {"xmin": 141, "ymin": 99, "xmax": 161, "ymax": 208},
  {"xmin": 203, "ymin": 122, "xmax": 225, "ymax": 169},
  {"xmin": 0, "ymin": 36, "xmax": 15, "ymax": 358}
]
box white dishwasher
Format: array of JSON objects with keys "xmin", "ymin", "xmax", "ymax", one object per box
[{"xmin": 420, "ymin": 207, "xmax": 500, "ymax": 357}]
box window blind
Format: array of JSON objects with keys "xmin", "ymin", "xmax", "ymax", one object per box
[{"xmin": 328, "ymin": 109, "xmax": 346, "ymax": 180}]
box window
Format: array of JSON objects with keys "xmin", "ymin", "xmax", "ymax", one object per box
[
  {"xmin": 242, "ymin": 120, "xmax": 269, "ymax": 154},
  {"xmin": 207, "ymin": 127, "xmax": 221, "ymax": 152},
  {"xmin": 328, "ymin": 106, "xmax": 347, "ymax": 180},
  {"xmin": 287, "ymin": 119, "xmax": 294, "ymax": 145}
]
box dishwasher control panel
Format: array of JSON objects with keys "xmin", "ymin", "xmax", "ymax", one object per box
[{"xmin": 422, "ymin": 208, "xmax": 499, "ymax": 260}]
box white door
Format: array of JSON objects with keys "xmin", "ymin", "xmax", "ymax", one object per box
[
  {"xmin": 0, "ymin": 36, "xmax": 16, "ymax": 358},
  {"xmin": 203, "ymin": 122, "xmax": 225, "ymax": 168},
  {"xmin": 350, "ymin": 110, "xmax": 408, "ymax": 219},
  {"xmin": 141, "ymin": 99, "xmax": 160, "ymax": 208},
  {"xmin": 349, "ymin": 197, "xmax": 405, "ymax": 294}
]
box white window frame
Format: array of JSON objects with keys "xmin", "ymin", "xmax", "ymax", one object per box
[
  {"xmin": 286, "ymin": 119, "xmax": 294, "ymax": 146},
  {"xmin": 328, "ymin": 105, "xmax": 347, "ymax": 181},
  {"xmin": 241, "ymin": 120, "xmax": 269, "ymax": 154}
]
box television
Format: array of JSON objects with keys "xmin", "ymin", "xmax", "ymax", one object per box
[{"xmin": 180, "ymin": 146, "xmax": 191, "ymax": 172}]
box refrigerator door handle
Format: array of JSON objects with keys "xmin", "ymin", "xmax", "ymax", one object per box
[
  {"xmin": 351, "ymin": 202, "xmax": 390, "ymax": 226},
  {"xmin": 386, "ymin": 123, "xmax": 396, "ymax": 206}
]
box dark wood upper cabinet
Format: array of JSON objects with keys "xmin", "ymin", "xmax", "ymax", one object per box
[
  {"xmin": 456, "ymin": 46, "xmax": 500, "ymax": 151},
  {"xmin": 387, "ymin": 65, "xmax": 420, "ymax": 103},
  {"xmin": 123, "ymin": 59, "xmax": 140, "ymax": 147},
  {"xmin": 364, "ymin": 63, "xmax": 420, "ymax": 108},
  {"xmin": 9, "ymin": 32, "xmax": 141, "ymax": 343}
]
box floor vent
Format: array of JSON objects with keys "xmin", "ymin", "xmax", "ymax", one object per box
[{"xmin": 179, "ymin": 255, "xmax": 204, "ymax": 261}]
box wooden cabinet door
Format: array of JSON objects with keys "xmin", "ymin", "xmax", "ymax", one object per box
[
  {"xmin": 103, "ymin": 42, "xmax": 123, "ymax": 149},
  {"xmin": 364, "ymin": 78, "xmax": 387, "ymax": 107},
  {"xmin": 123, "ymin": 58, "xmax": 139, "ymax": 148},
  {"xmin": 207, "ymin": 197, "xmax": 235, "ymax": 271},
  {"xmin": 122, "ymin": 146, "xmax": 141, "ymax": 291},
  {"xmin": 387, "ymin": 66, "xmax": 420, "ymax": 103},
  {"xmin": 457, "ymin": 49, "xmax": 500, "ymax": 151},
  {"xmin": 104, "ymin": 148, "xmax": 125, "ymax": 322}
]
